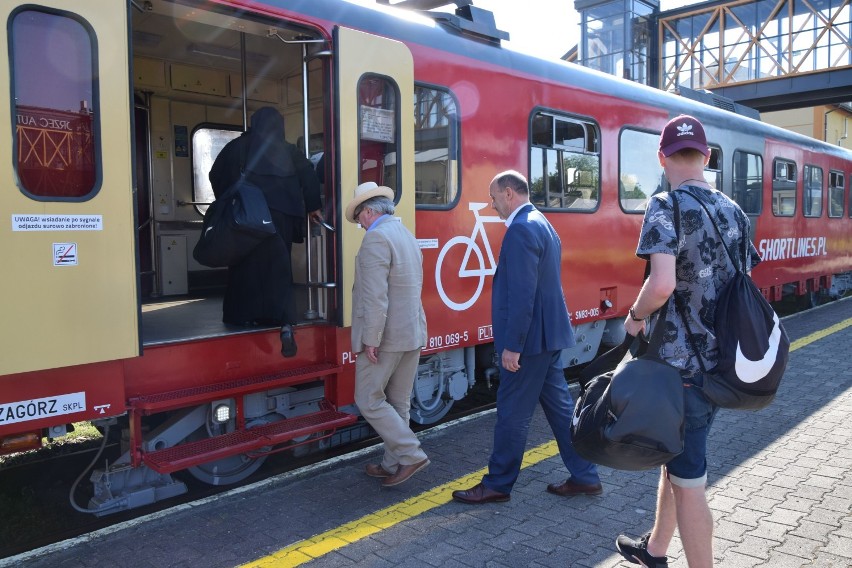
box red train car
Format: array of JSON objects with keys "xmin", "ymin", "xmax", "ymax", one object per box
[{"xmin": 0, "ymin": 0, "xmax": 849, "ymax": 514}]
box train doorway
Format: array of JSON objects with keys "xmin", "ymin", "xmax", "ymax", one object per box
[{"xmin": 129, "ymin": 1, "xmax": 337, "ymax": 344}]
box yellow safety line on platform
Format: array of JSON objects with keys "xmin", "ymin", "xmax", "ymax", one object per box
[
  {"xmin": 789, "ymin": 317, "xmax": 852, "ymax": 352},
  {"xmin": 241, "ymin": 315, "xmax": 852, "ymax": 568},
  {"xmin": 240, "ymin": 441, "xmax": 560, "ymax": 567}
]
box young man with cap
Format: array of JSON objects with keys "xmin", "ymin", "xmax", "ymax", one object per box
[
  {"xmin": 345, "ymin": 182, "xmax": 429, "ymax": 487},
  {"xmin": 615, "ymin": 115, "xmax": 760, "ymax": 568}
]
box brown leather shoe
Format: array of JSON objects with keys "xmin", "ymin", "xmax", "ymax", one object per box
[
  {"xmin": 365, "ymin": 463, "xmax": 395, "ymax": 478},
  {"xmin": 452, "ymin": 482, "xmax": 511, "ymax": 504},
  {"xmin": 381, "ymin": 458, "xmax": 429, "ymax": 487},
  {"xmin": 546, "ymin": 478, "xmax": 603, "ymax": 497}
]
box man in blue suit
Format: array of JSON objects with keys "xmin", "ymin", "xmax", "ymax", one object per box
[{"xmin": 452, "ymin": 170, "xmax": 602, "ymax": 504}]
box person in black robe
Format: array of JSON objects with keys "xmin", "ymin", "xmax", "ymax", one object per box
[{"xmin": 208, "ymin": 107, "xmax": 323, "ymax": 357}]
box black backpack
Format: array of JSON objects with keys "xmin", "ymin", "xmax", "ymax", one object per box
[{"xmin": 673, "ymin": 189, "xmax": 789, "ymax": 410}]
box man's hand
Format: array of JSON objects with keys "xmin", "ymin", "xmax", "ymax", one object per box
[
  {"xmin": 624, "ymin": 315, "xmax": 646, "ymax": 337},
  {"xmin": 501, "ymin": 349, "xmax": 521, "ymax": 372},
  {"xmin": 308, "ymin": 209, "xmax": 324, "ymax": 224},
  {"xmin": 365, "ymin": 345, "xmax": 379, "ymax": 364}
]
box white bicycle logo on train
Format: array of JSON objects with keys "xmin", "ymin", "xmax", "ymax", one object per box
[{"xmin": 435, "ymin": 202, "xmax": 503, "ymax": 311}]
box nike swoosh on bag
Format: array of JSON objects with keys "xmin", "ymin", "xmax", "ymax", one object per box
[
  {"xmin": 572, "ymin": 404, "xmax": 591, "ymax": 427},
  {"xmin": 262, "ymin": 220, "xmax": 272, "ymax": 224},
  {"xmin": 735, "ymin": 312, "xmax": 782, "ymax": 383},
  {"xmin": 204, "ymin": 227, "xmax": 213, "ymax": 235}
]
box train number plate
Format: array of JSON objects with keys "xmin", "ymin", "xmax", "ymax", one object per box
[{"xmin": 0, "ymin": 392, "xmax": 86, "ymax": 425}]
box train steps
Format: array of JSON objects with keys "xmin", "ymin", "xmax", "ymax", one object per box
[{"xmin": 127, "ymin": 362, "xmax": 356, "ymax": 474}]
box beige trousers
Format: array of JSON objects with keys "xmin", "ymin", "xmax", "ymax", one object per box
[{"xmin": 354, "ymin": 349, "xmax": 427, "ymax": 470}]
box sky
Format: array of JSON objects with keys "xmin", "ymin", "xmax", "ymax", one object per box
[{"xmin": 472, "ymin": 0, "xmax": 694, "ymax": 60}]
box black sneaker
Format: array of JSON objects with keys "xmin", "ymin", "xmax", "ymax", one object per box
[
  {"xmin": 280, "ymin": 325, "xmax": 297, "ymax": 358},
  {"xmin": 616, "ymin": 532, "xmax": 668, "ymax": 567}
]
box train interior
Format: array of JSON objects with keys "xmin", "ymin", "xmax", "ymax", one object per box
[{"xmin": 131, "ymin": 1, "xmax": 334, "ymax": 345}]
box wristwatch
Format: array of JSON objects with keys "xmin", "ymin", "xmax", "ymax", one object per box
[{"xmin": 629, "ymin": 306, "xmax": 643, "ymax": 322}]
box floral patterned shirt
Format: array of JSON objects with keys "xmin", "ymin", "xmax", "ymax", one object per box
[{"xmin": 637, "ymin": 184, "xmax": 761, "ymax": 376}]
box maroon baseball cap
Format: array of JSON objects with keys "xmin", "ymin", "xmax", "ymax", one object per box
[{"xmin": 659, "ymin": 115, "xmax": 710, "ymax": 157}]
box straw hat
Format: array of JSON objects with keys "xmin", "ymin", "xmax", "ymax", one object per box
[{"xmin": 344, "ymin": 181, "xmax": 395, "ymax": 223}]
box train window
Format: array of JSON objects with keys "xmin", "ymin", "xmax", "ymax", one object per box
[
  {"xmin": 530, "ymin": 112, "xmax": 600, "ymax": 211},
  {"xmin": 828, "ymin": 170, "xmax": 844, "ymax": 218},
  {"xmin": 10, "ymin": 9, "xmax": 98, "ymax": 199},
  {"xmin": 803, "ymin": 165, "xmax": 823, "ymax": 218},
  {"xmin": 414, "ymin": 85, "xmax": 459, "ymax": 207},
  {"xmin": 358, "ymin": 75, "xmax": 400, "ymax": 196},
  {"xmin": 619, "ymin": 129, "xmax": 666, "ymax": 213},
  {"xmin": 705, "ymin": 147, "xmax": 722, "ymax": 191},
  {"xmin": 192, "ymin": 127, "xmax": 241, "ymax": 214},
  {"xmin": 772, "ymin": 159, "xmax": 796, "ymax": 216},
  {"xmin": 733, "ymin": 151, "xmax": 763, "ymax": 215}
]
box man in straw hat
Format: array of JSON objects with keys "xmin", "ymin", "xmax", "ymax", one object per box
[{"xmin": 346, "ymin": 182, "xmax": 429, "ymax": 487}]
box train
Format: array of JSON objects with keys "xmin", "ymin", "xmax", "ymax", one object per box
[{"xmin": 1, "ymin": 0, "xmax": 850, "ymax": 515}]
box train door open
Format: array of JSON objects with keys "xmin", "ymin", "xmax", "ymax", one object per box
[
  {"xmin": 0, "ymin": 1, "xmax": 138, "ymax": 375},
  {"xmin": 127, "ymin": 2, "xmax": 337, "ymax": 334},
  {"xmin": 334, "ymin": 27, "xmax": 415, "ymax": 327}
]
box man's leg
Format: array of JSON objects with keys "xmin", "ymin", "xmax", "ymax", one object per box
[
  {"xmin": 481, "ymin": 351, "xmax": 550, "ymax": 494},
  {"xmin": 671, "ymin": 482, "xmax": 713, "ymax": 567},
  {"xmin": 650, "ymin": 381, "xmax": 717, "ymax": 564},
  {"xmin": 646, "ymin": 469, "xmax": 677, "ymax": 557},
  {"xmin": 539, "ymin": 351, "xmax": 599, "ymax": 484},
  {"xmin": 383, "ymin": 349, "xmax": 427, "ymax": 466},
  {"xmin": 354, "ymin": 351, "xmax": 425, "ymax": 471}
]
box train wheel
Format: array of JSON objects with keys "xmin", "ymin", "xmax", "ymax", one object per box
[
  {"xmin": 185, "ymin": 415, "xmax": 268, "ymax": 486},
  {"xmin": 410, "ymin": 396, "xmax": 453, "ymax": 425},
  {"xmin": 409, "ymin": 368, "xmax": 454, "ymax": 425},
  {"xmin": 186, "ymin": 451, "xmax": 267, "ymax": 486}
]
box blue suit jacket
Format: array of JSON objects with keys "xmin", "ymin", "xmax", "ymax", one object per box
[{"xmin": 491, "ymin": 204, "xmax": 575, "ymax": 356}]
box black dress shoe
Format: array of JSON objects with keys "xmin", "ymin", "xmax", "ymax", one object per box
[
  {"xmin": 280, "ymin": 325, "xmax": 297, "ymax": 358},
  {"xmin": 452, "ymin": 482, "xmax": 510, "ymax": 504},
  {"xmin": 546, "ymin": 478, "xmax": 603, "ymax": 497}
]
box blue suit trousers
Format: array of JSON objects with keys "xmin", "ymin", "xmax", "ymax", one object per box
[{"xmin": 482, "ymin": 350, "xmax": 599, "ymax": 494}]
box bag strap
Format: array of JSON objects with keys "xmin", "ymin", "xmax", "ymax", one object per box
[
  {"xmin": 238, "ymin": 132, "xmax": 249, "ymax": 176},
  {"xmin": 670, "ymin": 190, "xmax": 709, "ymax": 374}
]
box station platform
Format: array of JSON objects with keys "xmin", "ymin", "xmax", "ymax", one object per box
[{"xmin": 4, "ymin": 298, "xmax": 852, "ymax": 568}]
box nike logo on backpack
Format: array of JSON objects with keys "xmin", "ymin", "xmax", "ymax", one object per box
[{"xmin": 735, "ymin": 312, "xmax": 782, "ymax": 383}]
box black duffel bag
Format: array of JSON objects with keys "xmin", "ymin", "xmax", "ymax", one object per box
[
  {"xmin": 193, "ymin": 176, "xmax": 276, "ymax": 268},
  {"xmin": 571, "ymin": 313, "xmax": 685, "ymax": 471}
]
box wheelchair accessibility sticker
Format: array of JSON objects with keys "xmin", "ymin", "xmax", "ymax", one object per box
[{"xmin": 53, "ymin": 243, "xmax": 78, "ymax": 266}]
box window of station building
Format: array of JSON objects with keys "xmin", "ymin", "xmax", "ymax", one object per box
[
  {"xmin": 828, "ymin": 170, "xmax": 844, "ymax": 218},
  {"xmin": 191, "ymin": 126, "xmax": 241, "ymax": 214},
  {"xmin": 10, "ymin": 9, "xmax": 98, "ymax": 199},
  {"xmin": 732, "ymin": 151, "xmax": 763, "ymax": 215},
  {"xmin": 530, "ymin": 112, "xmax": 600, "ymax": 211},
  {"xmin": 772, "ymin": 159, "xmax": 796, "ymax": 216},
  {"xmin": 803, "ymin": 164, "xmax": 823, "ymax": 218},
  {"xmin": 619, "ymin": 128, "xmax": 667, "ymax": 213},
  {"xmin": 413, "ymin": 85, "xmax": 459, "ymax": 207},
  {"xmin": 358, "ymin": 74, "xmax": 400, "ymax": 197}
]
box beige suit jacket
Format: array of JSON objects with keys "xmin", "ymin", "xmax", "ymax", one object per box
[{"xmin": 351, "ymin": 216, "xmax": 427, "ymax": 353}]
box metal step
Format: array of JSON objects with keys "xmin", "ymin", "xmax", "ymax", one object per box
[
  {"xmin": 142, "ymin": 402, "xmax": 357, "ymax": 474},
  {"xmin": 129, "ymin": 362, "xmax": 341, "ymax": 413}
]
